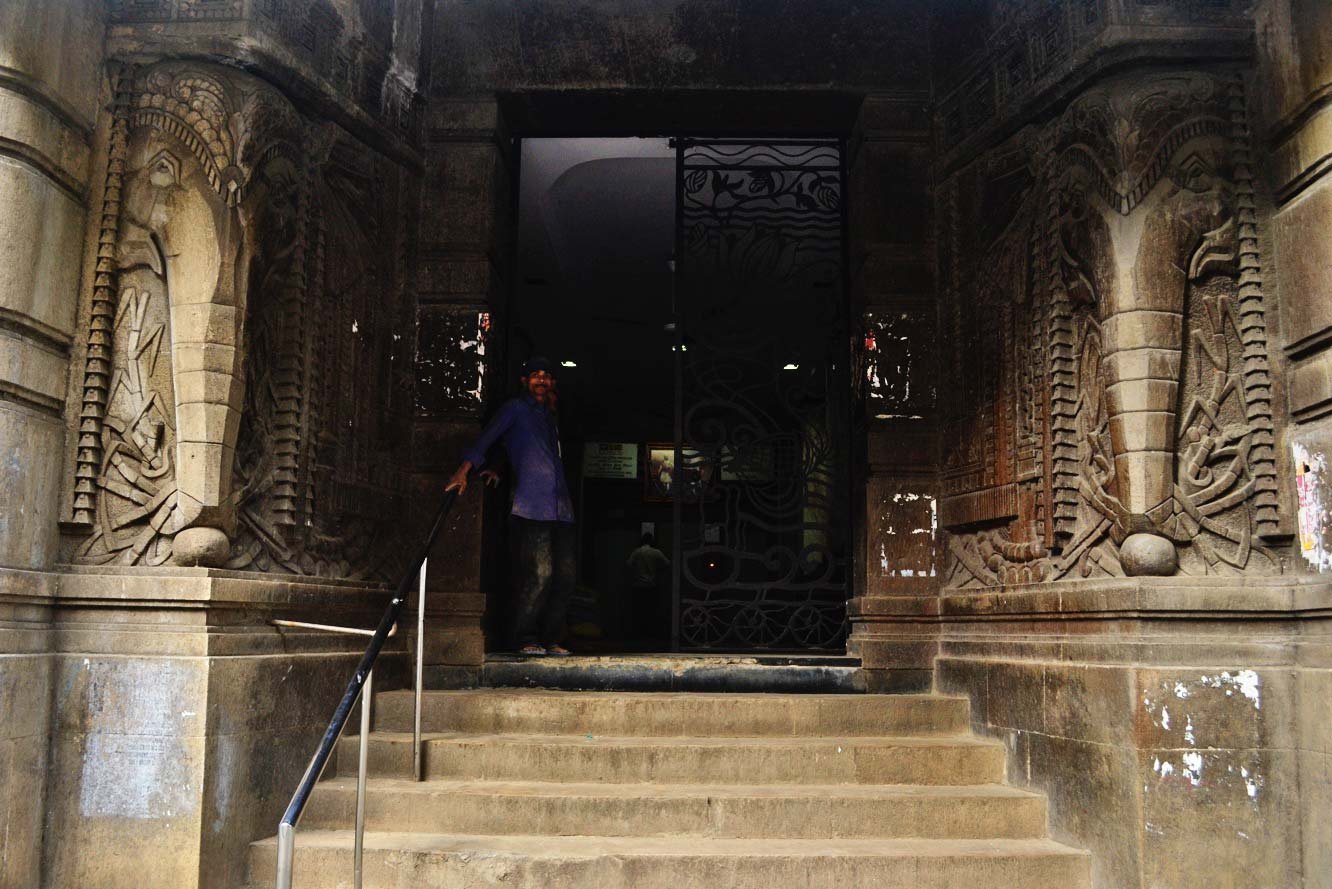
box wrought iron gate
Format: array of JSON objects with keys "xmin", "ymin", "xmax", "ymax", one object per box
[{"xmin": 671, "ymin": 138, "xmax": 850, "ymax": 651}]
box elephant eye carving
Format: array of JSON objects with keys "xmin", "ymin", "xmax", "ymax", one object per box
[
  {"xmin": 146, "ymin": 150, "xmax": 181, "ymax": 188},
  {"xmin": 1173, "ymin": 153, "xmax": 1216, "ymax": 193}
]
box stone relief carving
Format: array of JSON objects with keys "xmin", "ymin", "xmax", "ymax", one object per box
[
  {"xmin": 936, "ymin": 0, "xmax": 1247, "ymax": 152},
  {"xmin": 72, "ymin": 61, "xmax": 413, "ymax": 577},
  {"xmin": 226, "ymin": 132, "xmax": 414, "ymax": 579},
  {"xmin": 940, "ymin": 71, "xmax": 1281, "ymax": 587},
  {"xmin": 107, "ymin": 0, "xmax": 416, "ymax": 133},
  {"xmin": 76, "ymin": 64, "xmax": 249, "ymax": 566}
]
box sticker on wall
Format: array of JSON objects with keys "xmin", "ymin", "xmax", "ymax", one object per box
[{"xmin": 1293, "ymin": 442, "xmax": 1330, "ymax": 571}]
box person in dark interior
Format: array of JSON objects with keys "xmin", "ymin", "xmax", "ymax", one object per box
[
  {"xmin": 445, "ymin": 357, "xmax": 575, "ymax": 657},
  {"xmin": 624, "ymin": 532, "xmax": 670, "ymax": 646}
]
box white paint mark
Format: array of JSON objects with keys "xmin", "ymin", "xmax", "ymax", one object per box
[
  {"xmin": 1238, "ymin": 831, "xmax": 1251, "ymax": 840},
  {"xmin": 1241, "ymin": 766, "xmax": 1261, "ymax": 800},
  {"xmin": 1145, "ymin": 821, "xmax": 1164, "ymax": 837},
  {"xmin": 1197, "ymin": 671, "xmax": 1262, "ymax": 710},
  {"xmin": 1232, "ymin": 671, "xmax": 1261, "ymax": 709},
  {"xmin": 1161, "ymin": 706, "xmax": 1171, "ymax": 730},
  {"xmin": 1181, "ymin": 751, "xmax": 1204, "ymax": 786},
  {"xmin": 1173, "ymin": 682, "xmax": 1191, "ymax": 699},
  {"xmin": 351, "ymin": 320, "xmax": 359, "ymax": 334},
  {"xmin": 1184, "ymin": 715, "xmax": 1196, "ymax": 746},
  {"xmin": 1153, "ymin": 757, "xmax": 1175, "ymax": 779}
]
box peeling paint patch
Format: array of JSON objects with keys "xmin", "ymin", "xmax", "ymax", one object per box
[
  {"xmin": 1199, "ymin": 671, "xmax": 1262, "ymax": 710},
  {"xmin": 1181, "ymin": 751, "xmax": 1204, "ymax": 786},
  {"xmin": 80, "ymin": 734, "xmax": 194, "ymax": 819}
]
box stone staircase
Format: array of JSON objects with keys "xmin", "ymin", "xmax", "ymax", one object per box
[{"xmin": 245, "ymin": 688, "xmax": 1090, "ymax": 888}]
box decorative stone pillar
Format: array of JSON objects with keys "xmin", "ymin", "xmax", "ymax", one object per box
[
  {"xmin": 0, "ymin": 0, "xmax": 103, "ymax": 571},
  {"xmin": 0, "ymin": 3, "xmax": 104, "ymax": 888}
]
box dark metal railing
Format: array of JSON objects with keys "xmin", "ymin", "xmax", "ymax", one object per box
[{"xmin": 274, "ymin": 488, "xmax": 459, "ymax": 889}]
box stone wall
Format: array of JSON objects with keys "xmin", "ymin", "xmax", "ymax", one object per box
[
  {"xmin": 40, "ymin": 570, "xmax": 406, "ymax": 889},
  {"xmin": 923, "ymin": 3, "xmax": 1332, "ymax": 888},
  {"xmin": 1252, "ymin": 1, "xmax": 1332, "ymax": 885},
  {"xmin": 0, "ymin": 3, "xmax": 436, "ymax": 887},
  {"xmin": 845, "ymin": 95, "xmax": 940, "ymax": 692}
]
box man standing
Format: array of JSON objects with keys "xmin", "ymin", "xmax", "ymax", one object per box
[
  {"xmin": 446, "ymin": 357, "xmax": 575, "ymax": 656},
  {"xmin": 624, "ymin": 532, "xmax": 670, "ymax": 646}
]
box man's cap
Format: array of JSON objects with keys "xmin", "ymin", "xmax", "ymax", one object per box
[{"xmin": 522, "ymin": 356, "xmax": 556, "ymax": 377}]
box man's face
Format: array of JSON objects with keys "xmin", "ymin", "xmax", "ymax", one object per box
[{"xmin": 523, "ymin": 369, "xmax": 554, "ymax": 401}]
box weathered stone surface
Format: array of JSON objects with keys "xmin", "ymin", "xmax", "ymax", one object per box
[
  {"xmin": 0, "ymin": 586, "xmax": 52, "ymax": 889},
  {"xmin": 38, "ymin": 568, "xmax": 406, "ymax": 889},
  {"xmin": 1121, "ymin": 533, "xmax": 1179, "ymax": 576},
  {"xmin": 171, "ymin": 526, "xmax": 230, "ymax": 567},
  {"xmin": 1273, "ymin": 178, "xmax": 1332, "ymax": 353}
]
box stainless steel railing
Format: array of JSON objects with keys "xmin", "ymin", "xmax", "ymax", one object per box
[{"xmin": 272, "ymin": 489, "xmax": 458, "ymax": 889}]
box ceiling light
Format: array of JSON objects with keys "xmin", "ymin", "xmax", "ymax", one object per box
[
  {"xmin": 560, "ymin": 360, "xmax": 577, "ymax": 368},
  {"xmin": 782, "ymin": 363, "xmax": 799, "ymax": 370}
]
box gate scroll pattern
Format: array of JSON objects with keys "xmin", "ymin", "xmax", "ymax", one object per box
[{"xmin": 675, "ymin": 139, "xmax": 849, "ymax": 649}]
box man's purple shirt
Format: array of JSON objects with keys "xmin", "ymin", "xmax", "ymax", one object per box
[{"xmin": 462, "ymin": 394, "xmax": 575, "ymax": 523}]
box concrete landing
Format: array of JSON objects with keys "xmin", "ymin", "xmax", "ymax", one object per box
[{"xmin": 462, "ymin": 652, "xmax": 864, "ymax": 693}]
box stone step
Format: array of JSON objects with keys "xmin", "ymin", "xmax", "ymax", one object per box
[
  {"xmin": 467, "ymin": 653, "xmax": 863, "ymax": 693},
  {"xmin": 247, "ymin": 831, "xmax": 1092, "ymax": 889},
  {"xmin": 334, "ymin": 732, "xmax": 1007, "ymax": 785},
  {"xmin": 300, "ymin": 777, "xmax": 1049, "ymax": 839},
  {"xmin": 371, "ymin": 688, "xmax": 970, "ymax": 737}
]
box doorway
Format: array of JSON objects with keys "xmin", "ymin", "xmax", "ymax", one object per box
[{"xmin": 506, "ymin": 135, "xmax": 850, "ymax": 653}]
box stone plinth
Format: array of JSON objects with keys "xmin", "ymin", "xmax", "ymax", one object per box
[
  {"xmin": 931, "ymin": 575, "xmax": 1332, "ymax": 889},
  {"xmin": 38, "ymin": 566, "xmax": 423, "ymax": 889}
]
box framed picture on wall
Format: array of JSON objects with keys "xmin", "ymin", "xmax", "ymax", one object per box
[{"xmin": 644, "ymin": 444, "xmax": 709, "ymax": 503}]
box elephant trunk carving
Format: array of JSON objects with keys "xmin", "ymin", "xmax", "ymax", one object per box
[{"xmin": 1100, "ymin": 173, "xmax": 1235, "ymax": 574}]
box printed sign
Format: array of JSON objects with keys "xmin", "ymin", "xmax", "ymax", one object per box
[{"xmin": 583, "ymin": 442, "xmax": 638, "ymax": 480}]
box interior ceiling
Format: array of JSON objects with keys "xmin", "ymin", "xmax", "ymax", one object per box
[{"xmin": 516, "ymin": 137, "xmax": 678, "ymax": 440}]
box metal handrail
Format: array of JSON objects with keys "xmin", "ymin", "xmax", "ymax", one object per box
[{"xmin": 273, "ymin": 489, "xmax": 459, "ymax": 889}]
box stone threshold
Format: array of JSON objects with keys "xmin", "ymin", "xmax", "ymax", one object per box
[{"xmin": 430, "ymin": 651, "xmax": 864, "ymax": 694}]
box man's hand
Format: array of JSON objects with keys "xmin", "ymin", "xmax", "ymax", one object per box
[
  {"xmin": 445, "ymin": 461, "xmax": 473, "ymax": 494},
  {"xmin": 479, "ymin": 469, "xmax": 502, "ymax": 488}
]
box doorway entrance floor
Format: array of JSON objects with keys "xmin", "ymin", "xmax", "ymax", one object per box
[{"xmin": 478, "ymin": 652, "xmax": 863, "ymax": 693}]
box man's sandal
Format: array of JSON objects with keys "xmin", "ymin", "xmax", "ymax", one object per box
[
  {"xmin": 518, "ymin": 644, "xmax": 546, "ymax": 656},
  {"xmin": 545, "ymin": 644, "xmax": 571, "ymax": 657}
]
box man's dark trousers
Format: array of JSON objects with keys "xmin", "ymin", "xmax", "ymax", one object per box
[{"xmin": 510, "ymin": 516, "xmax": 577, "ymax": 647}]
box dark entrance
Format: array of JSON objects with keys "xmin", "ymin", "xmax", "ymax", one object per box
[{"xmin": 509, "ymin": 135, "xmax": 849, "ymax": 653}]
